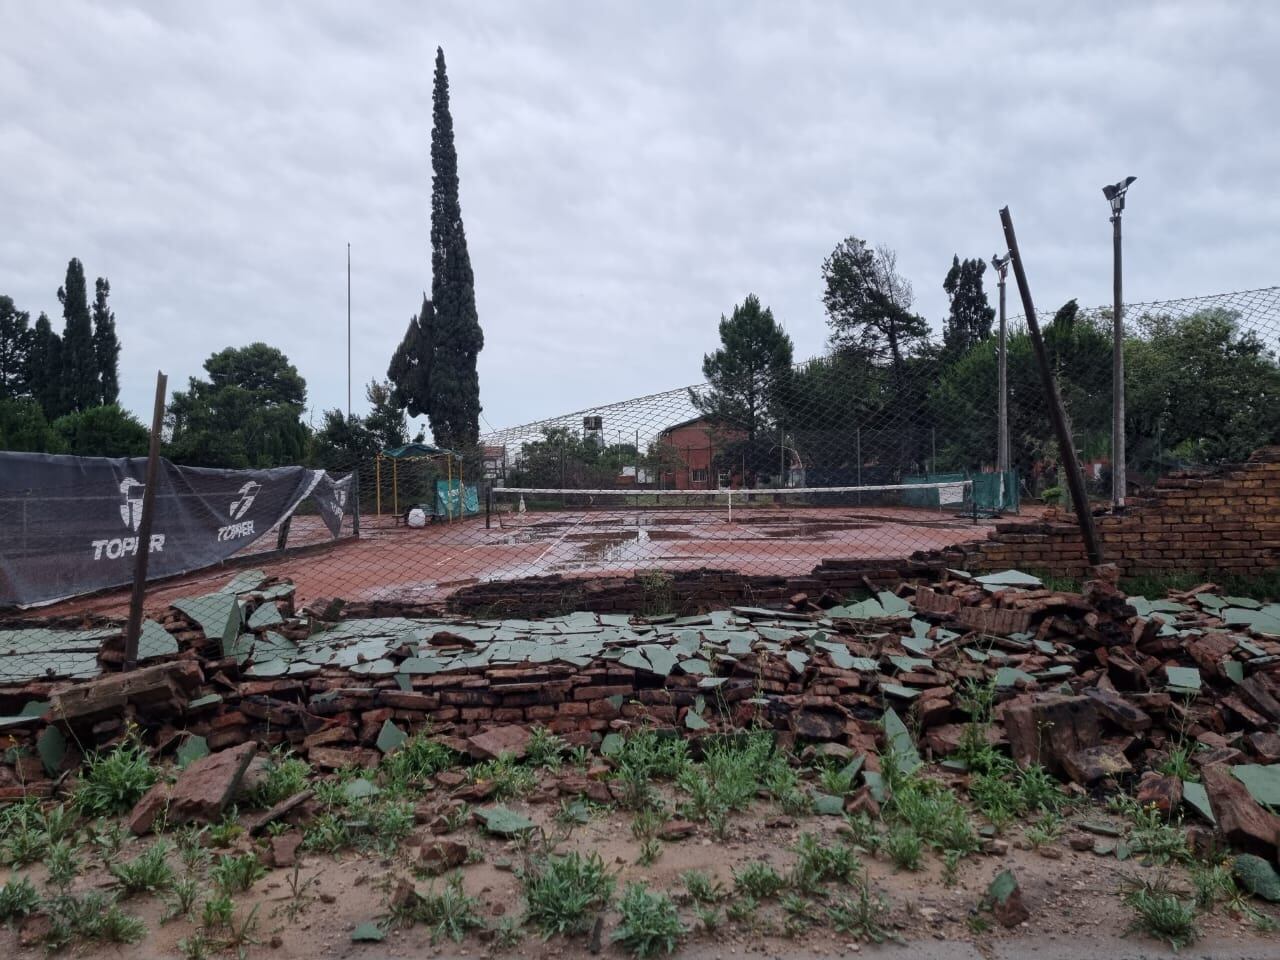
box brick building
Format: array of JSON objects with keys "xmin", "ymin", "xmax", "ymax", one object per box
[{"xmin": 655, "ymin": 417, "xmax": 745, "ymax": 489}]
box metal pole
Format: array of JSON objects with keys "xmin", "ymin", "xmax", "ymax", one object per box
[
  {"xmin": 993, "ymin": 254, "xmax": 1010, "ymax": 473},
  {"xmin": 352, "ymin": 468, "xmax": 361, "ymax": 537},
  {"xmin": 123, "ymin": 371, "xmax": 167, "ymax": 669},
  {"xmin": 1111, "ymin": 212, "xmax": 1126, "ymax": 510},
  {"xmin": 856, "ymin": 427, "xmax": 862, "ymax": 505},
  {"xmin": 347, "ymin": 242, "xmax": 352, "ymax": 420},
  {"xmin": 998, "ymin": 206, "xmax": 1104, "ymax": 567}
]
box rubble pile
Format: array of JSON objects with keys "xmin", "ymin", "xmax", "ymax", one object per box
[{"xmin": 1, "ymin": 567, "xmax": 1278, "ymax": 854}]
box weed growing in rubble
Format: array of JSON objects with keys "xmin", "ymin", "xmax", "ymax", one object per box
[
  {"xmin": 470, "ymin": 753, "xmax": 537, "ymax": 800},
  {"xmin": 526, "ymin": 727, "xmax": 568, "ymax": 769},
  {"xmin": 88, "ymin": 817, "xmax": 129, "ymax": 864},
  {"xmin": 206, "ymin": 809, "xmax": 245, "ymax": 847},
  {"xmin": 1189, "ymin": 860, "xmax": 1236, "ymax": 909},
  {"xmin": 613, "ymin": 883, "xmax": 685, "ymax": 959},
  {"xmin": 43, "ymin": 891, "xmax": 148, "ymax": 949},
  {"xmin": 637, "ymin": 838, "xmax": 662, "ymax": 867},
  {"xmin": 393, "ymin": 874, "xmax": 485, "ymax": 943},
  {"xmin": 177, "ymin": 931, "xmax": 214, "ymax": 960},
  {"xmin": 725, "ymin": 894, "xmax": 758, "ymax": 925},
  {"xmin": 0, "ymin": 874, "xmax": 41, "ymax": 924},
  {"xmin": 45, "ymin": 840, "xmax": 81, "ymax": 892},
  {"xmin": 1024, "ymin": 811, "xmax": 1065, "ymax": 849},
  {"xmin": 884, "ymin": 825, "xmax": 923, "ymax": 871},
  {"xmin": 201, "ymin": 891, "xmax": 235, "ymax": 930},
  {"xmin": 841, "ymin": 811, "xmax": 883, "ymax": 853},
  {"xmin": 163, "ymin": 875, "xmax": 201, "ymax": 923},
  {"xmin": 693, "ymin": 903, "xmax": 721, "ymax": 932},
  {"xmin": 41, "ymin": 803, "xmax": 79, "ymax": 844},
  {"xmin": 790, "ymin": 833, "xmax": 862, "ymax": 893},
  {"xmin": 630, "ymin": 805, "xmax": 669, "ymax": 841},
  {"xmin": 817, "ymin": 763, "xmax": 858, "ymax": 797},
  {"xmin": 209, "ymin": 853, "xmax": 266, "ymax": 894},
  {"xmin": 382, "ymin": 733, "xmax": 459, "ymax": 787},
  {"xmin": 1110, "ymin": 795, "xmax": 1190, "ymax": 865},
  {"xmin": 110, "ymin": 839, "xmax": 175, "ymax": 896},
  {"xmin": 880, "ymin": 757, "xmax": 980, "ymax": 858},
  {"xmin": 368, "ymin": 799, "xmax": 416, "ymax": 854},
  {"xmin": 176, "ymin": 826, "xmax": 212, "ymax": 873},
  {"xmin": 74, "ymin": 738, "xmax": 157, "ymax": 817},
  {"xmin": 732, "ymin": 861, "xmax": 786, "ymax": 900},
  {"xmin": 224, "ymin": 902, "xmax": 261, "ymax": 959},
  {"xmin": 251, "ymin": 750, "xmax": 311, "ymax": 806},
  {"xmin": 681, "ymin": 869, "xmax": 726, "ymax": 904},
  {"xmin": 1123, "ymin": 875, "xmax": 1199, "ymax": 950},
  {"xmin": 781, "ymin": 891, "xmax": 814, "ymax": 936},
  {"xmin": 1158, "ymin": 744, "xmax": 1198, "ymax": 782},
  {"xmin": 0, "ymin": 803, "xmax": 48, "ymax": 866},
  {"xmin": 826, "ymin": 873, "xmax": 896, "ymax": 944},
  {"xmin": 941, "ymin": 849, "xmax": 962, "ymax": 887},
  {"xmin": 520, "ymin": 850, "xmax": 615, "ymax": 937}
]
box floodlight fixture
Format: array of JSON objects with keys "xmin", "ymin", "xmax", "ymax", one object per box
[{"xmin": 1102, "ymin": 175, "xmax": 1137, "ymax": 215}]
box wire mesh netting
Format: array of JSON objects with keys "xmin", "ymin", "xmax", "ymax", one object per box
[{"xmin": 1, "ymin": 285, "xmax": 1278, "ymax": 682}]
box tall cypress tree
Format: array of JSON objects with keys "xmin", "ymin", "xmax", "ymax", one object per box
[
  {"xmin": 0, "ymin": 295, "xmax": 33, "ymax": 399},
  {"xmin": 942, "ymin": 255, "xmax": 996, "ymax": 358},
  {"xmin": 57, "ymin": 258, "xmax": 98, "ymax": 414},
  {"xmin": 388, "ymin": 295, "xmax": 435, "ymax": 419},
  {"xmin": 428, "ymin": 46, "xmax": 483, "ymax": 449},
  {"xmin": 92, "ymin": 276, "xmax": 120, "ymax": 404},
  {"xmin": 28, "ymin": 312, "xmax": 63, "ymax": 418}
]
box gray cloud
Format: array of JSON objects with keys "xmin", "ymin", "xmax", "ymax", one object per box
[{"xmin": 1, "ymin": 0, "xmax": 1277, "ymax": 436}]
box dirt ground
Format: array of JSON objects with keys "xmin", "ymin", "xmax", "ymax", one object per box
[{"xmin": 4, "ymin": 781, "xmax": 1276, "ymax": 960}]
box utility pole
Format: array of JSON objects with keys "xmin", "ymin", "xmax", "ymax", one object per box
[
  {"xmin": 991, "ymin": 252, "xmax": 1012, "ymax": 473},
  {"xmin": 1102, "ymin": 176, "xmax": 1136, "ymax": 511}
]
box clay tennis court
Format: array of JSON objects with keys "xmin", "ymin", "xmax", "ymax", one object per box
[{"xmin": 46, "ymin": 500, "xmax": 1038, "ymax": 618}]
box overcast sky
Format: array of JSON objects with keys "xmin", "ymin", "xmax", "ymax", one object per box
[{"xmin": 2, "ymin": 1, "xmax": 1277, "ymax": 439}]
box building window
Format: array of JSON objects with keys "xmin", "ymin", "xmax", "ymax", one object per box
[{"xmin": 691, "ymin": 468, "xmax": 709, "ymax": 484}]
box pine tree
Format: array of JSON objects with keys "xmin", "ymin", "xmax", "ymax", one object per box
[
  {"xmin": 92, "ymin": 277, "xmax": 120, "ymax": 404},
  {"xmin": 942, "ymin": 255, "xmax": 995, "ymax": 357},
  {"xmin": 57, "ymin": 258, "xmax": 98, "ymax": 414},
  {"xmin": 28, "ymin": 312, "xmax": 63, "ymax": 418},
  {"xmin": 427, "ymin": 46, "xmax": 483, "ymax": 449},
  {"xmin": 0, "ymin": 295, "xmax": 33, "ymax": 399}
]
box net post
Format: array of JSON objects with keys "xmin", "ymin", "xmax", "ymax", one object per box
[
  {"xmin": 276, "ymin": 515, "xmax": 292, "ymax": 550},
  {"xmin": 123, "ymin": 370, "xmax": 167, "ymax": 671},
  {"xmin": 486, "ymin": 482, "xmax": 492, "ymax": 529},
  {"xmin": 352, "ymin": 467, "xmax": 361, "ymax": 538}
]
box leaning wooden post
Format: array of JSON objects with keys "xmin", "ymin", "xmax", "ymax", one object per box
[
  {"xmin": 998, "ymin": 207, "xmax": 1104, "ymax": 567},
  {"xmin": 123, "ymin": 371, "xmax": 168, "ymax": 669}
]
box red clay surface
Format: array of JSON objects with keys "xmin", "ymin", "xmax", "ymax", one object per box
[{"xmin": 37, "ymin": 504, "xmax": 1043, "ymax": 619}]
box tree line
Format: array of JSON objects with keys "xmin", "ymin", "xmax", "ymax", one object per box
[
  {"xmin": 684, "ymin": 237, "xmax": 1280, "ymax": 490},
  {"xmin": 0, "ymin": 258, "xmax": 138, "ymax": 455}
]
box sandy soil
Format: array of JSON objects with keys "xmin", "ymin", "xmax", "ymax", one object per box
[{"xmin": 3, "ymin": 782, "xmax": 1275, "ymax": 960}]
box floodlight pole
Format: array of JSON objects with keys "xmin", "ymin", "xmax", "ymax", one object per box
[
  {"xmin": 347, "ymin": 243, "xmax": 352, "ymax": 420},
  {"xmin": 992, "ymin": 253, "xmax": 1011, "ymax": 473},
  {"xmin": 1109, "ymin": 200, "xmax": 1126, "ymax": 511}
]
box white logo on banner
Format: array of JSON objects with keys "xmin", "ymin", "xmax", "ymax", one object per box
[
  {"xmin": 229, "ymin": 481, "xmax": 260, "ymax": 520},
  {"xmin": 119, "ymin": 478, "xmax": 145, "ymax": 530},
  {"xmin": 94, "ymin": 477, "xmax": 165, "ymax": 560},
  {"xmin": 218, "ymin": 480, "xmax": 262, "ymax": 542}
]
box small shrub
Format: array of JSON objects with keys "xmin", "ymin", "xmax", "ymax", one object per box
[
  {"xmin": 382, "ymin": 733, "xmax": 459, "ymax": 787},
  {"xmin": 45, "ymin": 891, "xmax": 147, "ymax": 948},
  {"xmin": 74, "ymin": 741, "xmax": 157, "ymax": 817},
  {"xmin": 790, "ymin": 833, "xmax": 861, "ymax": 893},
  {"xmin": 521, "ymin": 850, "xmax": 615, "ymax": 937},
  {"xmin": 201, "ymin": 891, "xmax": 235, "ymax": 930},
  {"xmin": 110, "ymin": 840, "xmax": 175, "ymax": 896},
  {"xmin": 612, "ymin": 883, "xmax": 685, "ymax": 958},
  {"xmin": 0, "ymin": 801, "xmax": 48, "ymax": 866}
]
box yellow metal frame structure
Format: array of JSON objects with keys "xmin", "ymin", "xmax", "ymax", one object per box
[{"xmin": 374, "ymin": 451, "xmax": 465, "ymax": 522}]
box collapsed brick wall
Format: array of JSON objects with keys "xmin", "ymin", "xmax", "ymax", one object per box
[
  {"xmin": 936, "ymin": 448, "xmax": 1280, "ymax": 579},
  {"xmin": 446, "ymin": 559, "xmax": 950, "ymax": 618}
]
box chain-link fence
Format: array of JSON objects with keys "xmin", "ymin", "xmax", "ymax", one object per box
[{"xmin": 1, "ymin": 286, "xmax": 1277, "ymax": 683}]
